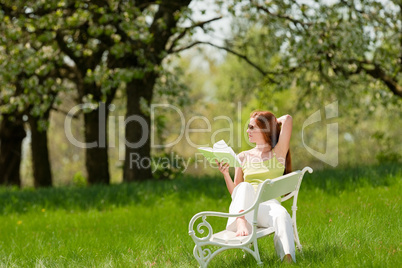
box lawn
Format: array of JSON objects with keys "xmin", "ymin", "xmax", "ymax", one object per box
[{"xmin": 0, "ymin": 163, "xmax": 401, "ymax": 267}]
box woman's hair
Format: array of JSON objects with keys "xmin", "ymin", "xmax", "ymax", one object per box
[{"xmin": 250, "ymin": 111, "xmax": 292, "ymax": 174}]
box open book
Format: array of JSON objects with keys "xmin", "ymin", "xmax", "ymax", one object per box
[
  {"xmin": 211, "ymin": 230, "xmax": 250, "ymax": 244},
  {"xmin": 197, "ymin": 140, "xmax": 241, "ymax": 168}
]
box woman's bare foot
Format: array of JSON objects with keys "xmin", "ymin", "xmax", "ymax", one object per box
[
  {"xmin": 282, "ymin": 254, "xmax": 293, "ymax": 264},
  {"xmin": 235, "ymin": 216, "xmax": 249, "ymax": 236}
]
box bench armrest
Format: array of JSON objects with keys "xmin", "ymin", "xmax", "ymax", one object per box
[
  {"xmin": 188, "ymin": 204, "xmax": 258, "ymax": 242},
  {"xmin": 281, "ymin": 192, "xmax": 295, "ymax": 202}
]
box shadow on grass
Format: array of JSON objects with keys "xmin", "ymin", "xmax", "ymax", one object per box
[
  {"xmin": 0, "ymin": 175, "xmax": 227, "ymax": 215},
  {"xmin": 186, "ymin": 237, "xmax": 347, "ymax": 267},
  {"xmin": 0, "ymin": 162, "xmax": 400, "ymax": 215},
  {"xmin": 297, "ymin": 243, "xmax": 347, "ymax": 266}
]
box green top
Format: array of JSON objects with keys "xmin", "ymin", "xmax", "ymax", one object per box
[{"xmin": 242, "ymin": 150, "xmax": 285, "ymax": 200}]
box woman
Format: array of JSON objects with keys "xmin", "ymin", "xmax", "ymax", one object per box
[{"xmin": 215, "ymin": 111, "xmax": 295, "ymax": 263}]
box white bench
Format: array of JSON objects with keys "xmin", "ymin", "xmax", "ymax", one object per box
[{"xmin": 188, "ymin": 167, "xmax": 313, "ymax": 267}]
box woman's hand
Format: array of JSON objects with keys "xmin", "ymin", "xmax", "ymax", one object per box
[
  {"xmin": 277, "ymin": 114, "xmax": 291, "ymax": 125},
  {"xmin": 216, "ymin": 159, "xmax": 242, "ymax": 195},
  {"xmin": 215, "ymin": 160, "xmax": 230, "ymax": 176}
]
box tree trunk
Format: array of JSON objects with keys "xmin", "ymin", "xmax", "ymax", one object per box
[
  {"xmin": 123, "ymin": 74, "xmax": 156, "ymax": 182},
  {"xmin": 28, "ymin": 112, "xmax": 53, "ymax": 187},
  {"xmin": 84, "ymin": 103, "xmax": 110, "ymax": 184},
  {"xmin": 0, "ymin": 115, "xmax": 26, "ymax": 187}
]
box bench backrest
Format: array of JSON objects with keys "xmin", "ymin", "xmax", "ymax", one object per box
[{"xmin": 255, "ymin": 171, "xmax": 302, "ymax": 205}]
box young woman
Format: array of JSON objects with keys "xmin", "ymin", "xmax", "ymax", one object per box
[{"xmin": 215, "ymin": 111, "xmax": 295, "ymax": 263}]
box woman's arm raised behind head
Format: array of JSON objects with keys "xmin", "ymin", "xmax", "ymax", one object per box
[{"xmin": 275, "ymin": 115, "xmax": 293, "ymax": 159}]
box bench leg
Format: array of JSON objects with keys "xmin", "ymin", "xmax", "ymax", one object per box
[
  {"xmin": 193, "ymin": 245, "xmax": 209, "ymax": 268},
  {"xmin": 250, "ymin": 240, "xmax": 263, "ymax": 266},
  {"xmin": 293, "ymin": 221, "xmax": 303, "ymax": 253},
  {"xmin": 194, "ymin": 242, "xmax": 264, "ymax": 267}
]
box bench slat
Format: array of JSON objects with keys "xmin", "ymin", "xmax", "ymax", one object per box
[{"xmin": 210, "ymin": 227, "xmax": 275, "ymax": 245}]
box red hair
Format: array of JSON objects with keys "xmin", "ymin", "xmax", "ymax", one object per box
[{"xmin": 250, "ymin": 111, "xmax": 292, "ymax": 174}]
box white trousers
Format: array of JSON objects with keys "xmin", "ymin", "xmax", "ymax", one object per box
[{"xmin": 226, "ymin": 182, "xmax": 296, "ymax": 262}]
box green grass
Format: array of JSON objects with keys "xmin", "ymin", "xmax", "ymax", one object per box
[{"xmin": 0, "ymin": 163, "xmax": 401, "ymax": 267}]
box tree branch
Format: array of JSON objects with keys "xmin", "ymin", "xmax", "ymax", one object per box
[
  {"xmin": 339, "ymin": 0, "xmax": 364, "ymax": 14},
  {"xmin": 360, "ymin": 62, "xmax": 402, "ymax": 98},
  {"xmin": 55, "ymin": 31, "xmax": 79, "ymax": 66},
  {"xmin": 167, "ymin": 16, "xmax": 222, "ymax": 53},
  {"xmin": 171, "ymin": 40, "xmax": 282, "ymax": 84},
  {"xmin": 252, "ymin": 2, "xmax": 312, "ymax": 29},
  {"xmin": 337, "ymin": 59, "xmax": 402, "ymax": 98},
  {"xmin": 147, "ymin": 0, "xmax": 193, "ymax": 57}
]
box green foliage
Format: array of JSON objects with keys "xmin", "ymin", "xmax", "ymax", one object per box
[
  {"xmin": 0, "ymin": 0, "xmax": 195, "ymax": 121},
  {"xmin": 72, "ymin": 172, "xmax": 87, "ymax": 187},
  {"xmin": 151, "ymin": 151, "xmax": 188, "ymax": 180},
  {"xmin": 154, "ymin": 61, "xmax": 192, "ymax": 108},
  {"xmin": 224, "ymin": 0, "xmax": 401, "ymax": 107},
  {"xmin": 0, "ymin": 0, "xmax": 201, "ymax": 185},
  {"xmin": 0, "ymin": 4, "xmax": 67, "ymax": 129},
  {"xmin": 1, "ymin": 0, "xmax": 400, "ymax": 187},
  {"xmin": 372, "ymin": 131, "xmax": 402, "ymax": 164}
]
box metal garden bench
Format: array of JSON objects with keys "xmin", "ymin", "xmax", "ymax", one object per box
[{"xmin": 188, "ymin": 167, "xmax": 313, "ymax": 267}]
